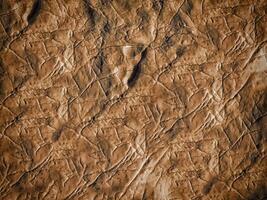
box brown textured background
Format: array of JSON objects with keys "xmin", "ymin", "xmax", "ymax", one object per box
[{"xmin": 0, "ymin": 0, "xmax": 267, "ymax": 199}]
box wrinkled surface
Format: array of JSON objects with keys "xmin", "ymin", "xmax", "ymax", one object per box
[{"xmin": 0, "ymin": 0, "xmax": 267, "ymax": 199}]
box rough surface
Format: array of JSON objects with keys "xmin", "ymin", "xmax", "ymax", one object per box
[{"xmin": 0, "ymin": 0, "xmax": 267, "ymax": 199}]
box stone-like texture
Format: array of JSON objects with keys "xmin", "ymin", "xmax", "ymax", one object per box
[{"xmin": 0, "ymin": 0, "xmax": 267, "ymax": 199}]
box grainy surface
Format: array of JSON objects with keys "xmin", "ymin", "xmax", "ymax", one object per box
[{"xmin": 0, "ymin": 0, "xmax": 267, "ymax": 199}]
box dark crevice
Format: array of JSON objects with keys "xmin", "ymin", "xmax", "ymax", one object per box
[
  {"xmin": 102, "ymin": 21, "xmax": 111, "ymax": 34},
  {"xmin": 51, "ymin": 127, "xmax": 63, "ymax": 142},
  {"xmin": 171, "ymin": 12, "xmax": 185, "ymax": 31},
  {"xmin": 127, "ymin": 48, "xmax": 147, "ymax": 87},
  {"xmin": 27, "ymin": 0, "xmax": 42, "ymax": 25},
  {"xmin": 176, "ymin": 46, "xmax": 186, "ymax": 58},
  {"xmin": 202, "ymin": 177, "xmax": 217, "ymax": 195},
  {"xmin": 95, "ymin": 52, "xmax": 105, "ymax": 74},
  {"xmin": 84, "ymin": 1, "xmax": 99, "ymax": 29},
  {"xmin": 182, "ymin": 0, "xmax": 193, "ymax": 15},
  {"xmin": 152, "ymin": 0, "xmax": 164, "ymax": 12}
]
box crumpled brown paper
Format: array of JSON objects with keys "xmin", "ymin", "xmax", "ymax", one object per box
[{"xmin": 0, "ymin": 0, "xmax": 266, "ymax": 199}]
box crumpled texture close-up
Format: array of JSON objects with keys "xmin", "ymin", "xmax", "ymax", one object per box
[{"xmin": 0, "ymin": 0, "xmax": 267, "ymax": 199}]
